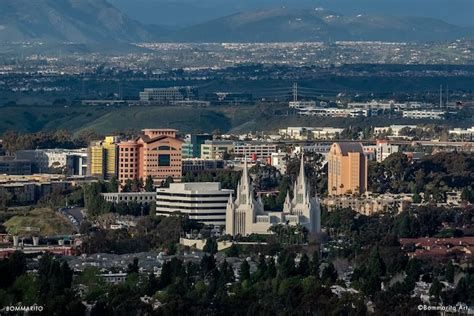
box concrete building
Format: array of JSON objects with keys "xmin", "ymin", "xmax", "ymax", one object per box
[
  {"xmin": 327, "ymin": 143, "xmax": 368, "ymax": 195},
  {"xmin": 402, "ymin": 110, "xmax": 445, "ymax": 120},
  {"xmin": 299, "ymin": 107, "xmax": 370, "ymax": 118},
  {"xmin": 375, "ymin": 140, "xmax": 399, "ymax": 162},
  {"xmin": 311, "ymin": 127, "xmax": 344, "ymax": 140},
  {"xmin": 139, "ymin": 87, "xmax": 197, "ymax": 104},
  {"xmin": 102, "ymin": 192, "xmax": 156, "ymax": 205},
  {"xmin": 323, "ymin": 193, "xmax": 412, "ymax": 215},
  {"xmin": 0, "ymin": 181, "xmax": 73, "ymax": 204},
  {"xmin": 225, "ymin": 157, "xmax": 321, "ymax": 236},
  {"xmin": 373, "ymin": 125, "xmax": 417, "ymax": 137},
  {"xmin": 200, "ymin": 140, "xmax": 234, "ymax": 160},
  {"xmin": 88, "ymin": 136, "xmax": 120, "ymax": 180},
  {"xmin": 15, "ymin": 149, "xmax": 87, "ymax": 175},
  {"xmin": 448, "ymin": 127, "xmax": 474, "ymax": 141},
  {"xmin": 278, "ymin": 127, "xmax": 312, "ymax": 140},
  {"xmin": 0, "ymin": 157, "xmax": 32, "ymax": 175},
  {"xmin": 233, "ymin": 143, "xmax": 277, "ymax": 161},
  {"xmin": 118, "ymin": 129, "xmax": 183, "ymax": 187},
  {"xmin": 156, "ymin": 182, "xmax": 233, "ymax": 225},
  {"xmin": 289, "ymin": 100, "xmax": 316, "ymax": 109},
  {"xmin": 182, "ymin": 134, "xmax": 214, "ymax": 159},
  {"xmin": 182, "ymin": 159, "xmax": 225, "ymax": 173}
]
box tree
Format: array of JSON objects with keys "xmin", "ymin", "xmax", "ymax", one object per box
[
  {"xmin": 108, "ymin": 176, "xmax": 119, "ymax": 193},
  {"xmin": 240, "ymin": 260, "xmax": 251, "ymax": 282},
  {"xmin": 297, "ymin": 253, "xmax": 310, "ymax": 277},
  {"xmin": 127, "ymin": 257, "xmax": 139, "ymax": 274},
  {"xmin": 429, "ymin": 279, "xmax": 443, "ymax": 303},
  {"xmin": 445, "ymin": 261, "xmax": 455, "ymax": 283},
  {"xmin": 321, "ymin": 262, "xmax": 338, "ymax": 285},
  {"xmin": 203, "ymin": 238, "xmax": 218, "ymax": 255},
  {"xmin": 122, "ymin": 179, "xmax": 133, "ymax": 192},
  {"xmin": 144, "ymin": 175, "xmax": 154, "ymax": 192}
]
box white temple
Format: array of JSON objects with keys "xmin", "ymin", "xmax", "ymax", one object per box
[{"xmin": 225, "ymin": 155, "xmax": 321, "ymax": 236}]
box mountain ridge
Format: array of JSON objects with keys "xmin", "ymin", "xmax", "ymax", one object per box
[{"xmin": 0, "ymin": 1, "xmax": 471, "ymax": 43}]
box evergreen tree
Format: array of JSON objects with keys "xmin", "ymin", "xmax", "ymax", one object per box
[
  {"xmin": 240, "ymin": 260, "xmax": 251, "ymax": 282},
  {"xmin": 203, "ymin": 238, "xmax": 218, "ymax": 255},
  {"xmin": 297, "ymin": 253, "xmax": 310, "ymax": 277},
  {"xmin": 144, "ymin": 175, "xmax": 154, "ymax": 192}
]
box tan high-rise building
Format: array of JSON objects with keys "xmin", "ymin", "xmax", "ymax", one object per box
[
  {"xmin": 88, "ymin": 136, "xmax": 120, "ymax": 180},
  {"xmin": 118, "ymin": 129, "xmax": 183, "ymax": 187},
  {"xmin": 327, "ymin": 143, "xmax": 368, "ymax": 195}
]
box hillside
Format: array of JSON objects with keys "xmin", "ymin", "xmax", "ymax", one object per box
[
  {"xmin": 0, "ymin": 0, "xmax": 157, "ymax": 42},
  {"xmin": 168, "ymin": 7, "xmax": 472, "ymax": 42},
  {"xmin": 4, "ymin": 208, "xmax": 76, "ymax": 236}
]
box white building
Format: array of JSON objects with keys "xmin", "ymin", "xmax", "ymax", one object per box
[
  {"xmin": 402, "ymin": 110, "xmax": 445, "ymax": 120},
  {"xmin": 375, "ymin": 141, "xmax": 399, "ymax": 162},
  {"xmin": 448, "ymin": 127, "xmax": 474, "ymax": 141},
  {"xmin": 15, "ymin": 149, "xmax": 88, "ymax": 175},
  {"xmin": 233, "ymin": 143, "xmax": 278, "ymax": 161},
  {"xmin": 311, "ymin": 127, "xmax": 344, "ymax": 140},
  {"xmin": 102, "ymin": 192, "xmax": 156, "ymax": 205},
  {"xmin": 270, "ymin": 152, "xmax": 287, "ymax": 173},
  {"xmin": 225, "ymin": 157, "xmax": 321, "ymax": 236},
  {"xmin": 278, "ymin": 127, "xmax": 312, "ymax": 140},
  {"xmin": 156, "ymin": 182, "xmax": 233, "ymax": 225},
  {"xmin": 139, "ymin": 87, "xmax": 197, "ymax": 104},
  {"xmin": 299, "ymin": 107, "xmax": 370, "ymax": 118},
  {"xmin": 289, "ymin": 100, "xmax": 317, "ymax": 109},
  {"xmin": 373, "ymin": 125, "xmax": 417, "ymax": 137}
]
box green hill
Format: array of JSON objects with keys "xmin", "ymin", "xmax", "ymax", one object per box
[{"xmin": 4, "ymin": 208, "xmax": 76, "ymax": 236}]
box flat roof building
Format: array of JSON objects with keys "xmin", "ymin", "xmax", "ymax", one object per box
[
  {"xmin": 328, "ymin": 143, "xmax": 368, "ymax": 196},
  {"xmin": 156, "ymin": 182, "xmax": 233, "ymax": 226}
]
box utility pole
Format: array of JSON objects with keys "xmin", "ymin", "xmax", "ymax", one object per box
[
  {"xmin": 293, "ymin": 82, "xmax": 298, "ymax": 102},
  {"xmin": 439, "ymin": 85, "xmax": 443, "ymax": 108}
]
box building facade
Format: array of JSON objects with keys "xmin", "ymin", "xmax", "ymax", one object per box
[
  {"xmin": 101, "ymin": 192, "xmax": 156, "ymax": 205},
  {"xmin": 200, "ymin": 140, "xmax": 234, "ymax": 160},
  {"xmin": 88, "ymin": 136, "xmax": 120, "ymax": 180},
  {"xmin": 15, "ymin": 149, "xmax": 87, "ymax": 175},
  {"xmin": 225, "ymin": 157, "xmax": 321, "ymax": 236},
  {"xmin": 117, "ymin": 129, "xmax": 183, "ymax": 188},
  {"xmin": 233, "ymin": 143, "xmax": 277, "ymax": 161},
  {"xmin": 156, "ymin": 182, "xmax": 233, "ymax": 225},
  {"xmin": 327, "ymin": 143, "xmax": 368, "ymax": 195}
]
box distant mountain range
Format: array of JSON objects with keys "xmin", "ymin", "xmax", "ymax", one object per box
[
  {"xmin": 0, "ymin": 0, "xmax": 156, "ymax": 42},
  {"xmin": 0, "ymin": 0, "xmax": 471, "ymax": 43},
  {"xmin": 166, "ymin": 7, "xmax": 473, "ymax": 42}
]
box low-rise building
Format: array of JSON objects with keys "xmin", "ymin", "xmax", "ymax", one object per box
[
  {"xmin": 156, "ymin": 182, "xmax": 233, "ymax": 225},
  {"xmin": 323, "ymin": 193, "xmax": 413, "ymax": 215},
  {"xmin": 402, "ymin": 110, "xmax": 446, "ymax": 120},
  {"xmin": 0, "ymin": 157, "xmax": 32, "ymax": 175},
  {"xmin": 15, "ymin": 149, "xmax": 87, "ymax": 175},
  {"xmin": 448, "ymin": 127, "xmax": 474, "ymax": 141},
  {"xmin": 182, "ymin": 159, "xmax": 225, "ymax": 173},
  {"xmin": 101, "ymin": 192, "xmax": 156, "ymax": 205},
  {"xmin": 200, "ymin": 140, "xmax": 234, "ymax": 160},
  {"xmin": 373, "ymin": 125, "xmax": 418, "ymax": 137},
  {"xmin": 375, "ymin": 140, "xmax": 399, "ymax": 162},
  {"xmin": 311, "ymin": 127, "xmax": 344, "ymax": 140},
  {"xmin": 233, "ymin": 143, "xmax": 277, "ymax": 161}
]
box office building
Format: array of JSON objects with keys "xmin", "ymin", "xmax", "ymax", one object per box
[
  {"xmin": 327, "ymin": 143, "xmax": 368, "ymax": 195},
  {"xmin": 233, "ymin": 143, "xmax": 277, "ymax": 161},
  {"xmin": 15, "ymin": 149, "xmax": 87, "ymax": 175},
  {"xmin": 402, "ymin": 110, "xmax": 445, "ymax": 120},
  {"xmin": 0, "ymin": 157, "xmax": 32, "ymax": 175},
  {"xmin": 139, "ymin": 87, "xmax": 197, "ymax": 104},
  {"xmin": 101, "ymin": 192, "xmax": 156, "ymax": 205},
  {"xmin": 225, "ymin": 157, "xmax": 321, "ymax": 236},
  {"xmin": 182, "ymin": 159, "xmax": 225, "ymax": 173},
  {"xmin": 156, "ymin": 182, "xmax": 233, "ymax": 225},
  {"xmin": 117, "ymin": 129, "xmax": 183, "ymax": 187},
  {"xmin": 88, "ymin": 136, "xmax": 120, "ymax": 180},
  {"xmin": 375, "ymin": 140, "xmax": 399, "ymax": 162},
  {"xmin": 201, "ymin": 140, "xmax": 234, "ymax": 160}
]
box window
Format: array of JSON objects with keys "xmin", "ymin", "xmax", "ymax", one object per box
[{"xmin": 158, "ymin": 154, "xmax": 171, "ymax": 166}]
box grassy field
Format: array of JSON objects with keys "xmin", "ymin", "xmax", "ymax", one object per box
[{"xmin": 4, "ymin": 208, "xmax": 76, "ymax": 236}]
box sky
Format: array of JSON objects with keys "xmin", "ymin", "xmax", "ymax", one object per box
[{"xmin": 110, "ymin": 0, "xmax": 474, "ymax": 27}]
